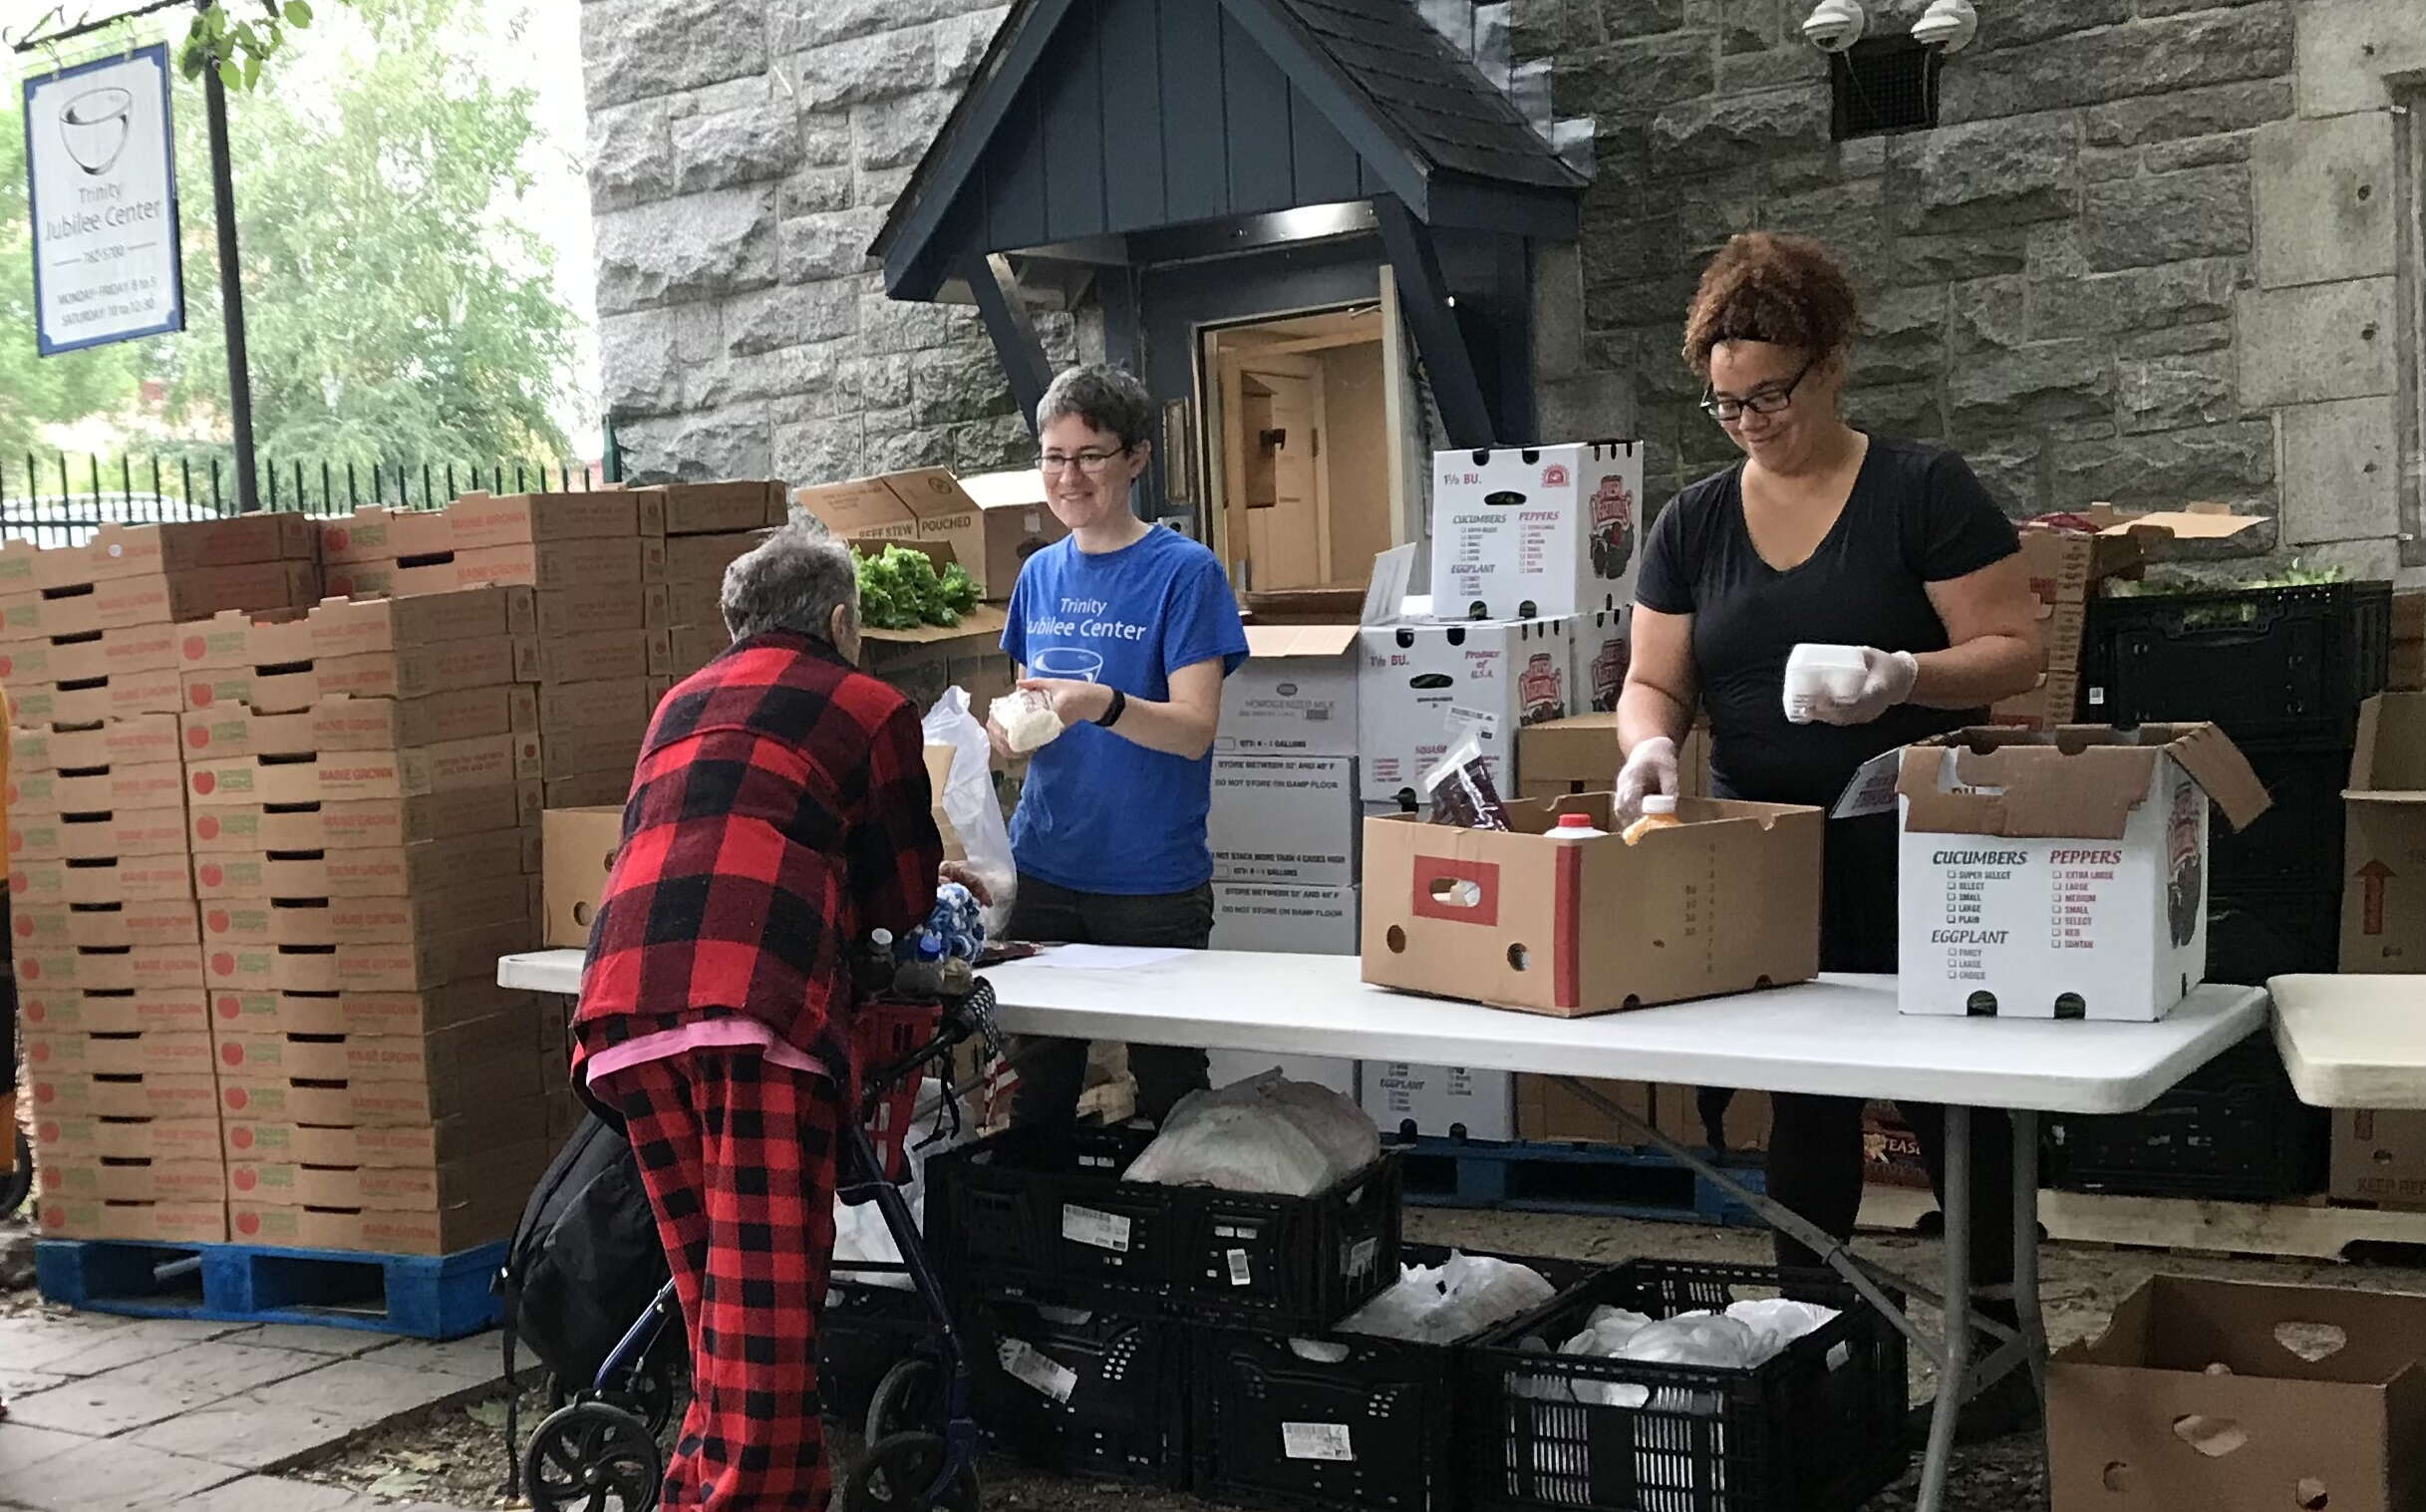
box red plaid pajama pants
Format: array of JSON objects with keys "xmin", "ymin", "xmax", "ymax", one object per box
[{"xmin": 608, "ymin": 1047, "xmax": 841, "ymax": 1512}]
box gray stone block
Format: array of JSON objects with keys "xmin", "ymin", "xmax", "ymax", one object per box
[
  {"xmin": 1716, "ymin": 44, "xmax": 1825, "ymax": 93},
  {"xmin": 780, "ymin": 213, "xmax": 887, "ymax": 289},
  {"xmin": 1646, "ymin": 84, "xmax": 1827, "ymax": 177},
  {"xmin": 2145, "ymin": 135, "xmax": 2254, "ymax": 172},
  {"xmin": 861, "ymin": 295, "xmax": 971, "ymax": 355},
  {"xmin": 2025, "ymin": 223, "xmax": 2089, "ymax": 281},
  {"xmin": 774, "ymin": 414, "xmax": 869, "ymax": 487},
  {"xmin": 587, "ymin": 100, "xmax": 674, "ymax": 211},
  {"xmin": 796, "ymin": 29, "xmax": 940, "ymax": 113},
  {"xmin": 800, "ymin": 112, "xmax": 854, "ymax": 168},
  {"xmin": 0, "ymin": 1435, "xmax": 238, "ymax": 1512},
  {"xmin": 602, "ymin": 303, "xmax": 724, "ymax": 418},
  {"xmin": 727, "ymin": 281, "xmax": 861, "ymax": 358},
  {"xmin": 781, "ymin": 168, "xmax": 855, "ymax": 219},
  {"xmin": 1570, "ymin": 33, "xmax": 1717, "ymax": 113},
  {"xmin": 2236, "ymin": 277, "xmax": 2397, "ymax": 407},
  {"xmin": 2299, "ymin": 537, "xmax": 2405, "ymax": 579},
  {"xmin": 2293, "ymin": 0, "xmax": 2422, "ymax": 119},
  {"xmin": 1941, "ymin": 5, "xmax": 2291, "ymax": 125},
  {"xmin": 2253, "ymin": 112, "xmax": 2397, "ymax": 289},
  {"xmin": 2032, "ymin": 258, "xmax": 2242, "ymax": 340},
  {"xmin": 857, "ymin": 92, "xmax": 957, "ymax": 172},
  {"xmin": 1532, "ymin": 242, "xmax": 1588, "ymax": 382},
  {"xmin": 1844, "ymin": 382, "xmax": 1943, "ymax": 441},
  {"xmin": 2117, "ymin": 351, "xmax": 2236, "ymax": 435},
  {"xmin": 1886, "ymin": 226, "xmax": 2032, "ymax": 285},
  {"xmin": 1963, "ymin": 433, "xmax": 2045, "ymax": 513},
  {"xmin": 953, "ymin": 414, "xmax": 1039, "ymax": 472},
  {"xmin": 674, "ymin": 104, "xmax": 801, "ymax": 194},
  {"xmin": 2080, "ymin": 147, "xmax": 2140, "ymax": 183},
  {"xmin": 868, "ymin": 425, "xmax": 960, "ymax": 473},
  {"xmin": 620, "ymin": 406, "xmax": 776, "ymax": 481},
  {"xmin": 2047, "ymin": 420, "xmax": 2274, "ymax": 510},
  {"xmin": 2080, "ymin": 165, "xmax": 2251, "ymax": 272},
  {"xmin": 1972, "ymin": 0, "xmax": 2128, "ymax": 49},
  {"xmin": 1680, "ymin": 0, "xmax": 1774, "ymax": 53},
  {"xmin": 1893, "ymin": 114, "xmax": 2075, "ymax": 231},
  {"xmin": 2081, "ymin": 80, "xmax": 2291, "ymax": 149},
  {"xmin": 2280, "ymin": 396, "xmax": 2398, "ymax": 543},
  {"xmin": 935, "ymin": 9, "xmax": 1008, "ymax": 88},
  {"xmin": 593, "ymin": 187, "xmax": 779, "ymax": 313},
  {"xmin": 1950, "ymin": 339, "xmax": 2115, "ymax": 423},
  {"xmin": 1952, "ymin": 275, "xmax": 2029, "ymax": 353},
  {"xmin": 767, "ymin": 0, "xmax": 990, "ymax": 54},
  {"xmin": 1852, "ymin": 285, "xmax": 1950, "ymax": 386},
  {"xmin": 856, "ymin": 163, "xmax": 920, "ymax": 216},
  {"xmin": 581, "ymin": 0, "xmax": 766, "ymax": 111},
  {"xmin": 912, "ymin": 349, "xmax": 1017, "ymax": 428},
  {"xmin": 2118, "ymin": 318, "xmax": 2236, "ymax": 358},
  {"xmin": 1537, "ymin": 372, "xmax": 1639, "ymax": 448}
]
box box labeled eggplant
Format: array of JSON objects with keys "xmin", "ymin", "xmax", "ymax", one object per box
[
  {"xmin": 1360, "ymin": 1062, "xmax": 1514, "ymax": 1142},
  {"xmin": 1845, "ymin": 724, "xmax": 2270, "ymax": 1022},
  {"xmin": 1428, "ymin": 442, "xmax": 1641, "ymax": 620}
]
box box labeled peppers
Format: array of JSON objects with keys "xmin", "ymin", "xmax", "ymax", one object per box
[{"xmin": 1838, "ymin": 724, "xmax": 2270, "ymax": 1022}]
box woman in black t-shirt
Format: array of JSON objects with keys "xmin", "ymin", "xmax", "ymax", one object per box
[{"xmin": 1617, "ymin": 233, "xmax": 2044, "ymax": 1440}]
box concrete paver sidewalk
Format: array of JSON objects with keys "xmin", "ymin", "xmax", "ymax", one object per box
[{"xmin": 0, "ymin": 1307, "xmax": 505, "ymax": 1512}]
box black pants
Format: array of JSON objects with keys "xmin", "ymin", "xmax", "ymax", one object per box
[
  {"xmin": 1710, "ymin": 811, "xmax": 2016, "ymax": 1309},
  {"xmin": 1006, "ymin": 874, "xmax": 1214, "ymax": 1127}
]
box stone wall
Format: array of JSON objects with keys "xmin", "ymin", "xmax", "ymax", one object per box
[
  {"xmin": 1512, "ymin": 0, "xmax": 2423, "ymax": 580},
  {"xmin": 580, "ymin": 0, "xmax": 1076, "ymax": 486}
]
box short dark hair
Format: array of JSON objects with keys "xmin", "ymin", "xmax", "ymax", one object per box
[
  {"xmin": 1037, "ymin": 364, "xmax": 1154, "ymax": 451},
  {"xmin": 1680, "ymin": 232, "xmax": 1861, "ymax": 377}
]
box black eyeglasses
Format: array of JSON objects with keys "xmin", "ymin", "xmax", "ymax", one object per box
[
  {"xmin": 1038, "ymin": 446, "xmax": 1134, "ymax": 476},
  {"xmin": 1700, "ymin": 359, "xmax": 1818, "ymax": 424}
]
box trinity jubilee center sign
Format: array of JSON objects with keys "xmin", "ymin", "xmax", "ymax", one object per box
[{"xmin": 23, "ymin": 43, "xmax": 184, "ymax": 355}]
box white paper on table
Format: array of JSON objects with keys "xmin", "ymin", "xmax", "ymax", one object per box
[{"xmin": 1032, "ymin": 944, "xmax": 1193, "ymax": 971}]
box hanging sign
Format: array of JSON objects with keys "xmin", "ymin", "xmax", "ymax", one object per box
[{"xmin": 22, "ymin": 42, "xmax": 184, "ymax": 355}]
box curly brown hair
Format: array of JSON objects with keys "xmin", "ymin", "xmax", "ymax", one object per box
[{"xmin": 1679, "ymin": 232, "xmax": 1861, "ymax": 376}]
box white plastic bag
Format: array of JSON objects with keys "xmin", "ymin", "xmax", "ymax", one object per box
[
  {"xmin": 1123, "ymin": 1074, "xmax": 1380, "ymax": 1196},
  {"xmin": 1339, "ymin": 1250, "xmax": 1557, "ymax": 1345},
  {"xmin": 921, "ymin": 688, "xmax": 1016, "ymax": 934}
]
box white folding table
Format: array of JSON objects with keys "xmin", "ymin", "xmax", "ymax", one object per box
[
  {"xmin": 2271, "ymin": 974, "xmax": 2426, "ymax": 1110},
  {"xmin": 501, "ymin": 946, "xmax": 2267, "ymax": 1512}
]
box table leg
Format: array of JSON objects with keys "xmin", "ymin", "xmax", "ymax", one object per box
[
  {"xmin": 1918, "ymin": 1104, "xmax": 1972, "ymax": 1512},
  {"xmin": 2010, "ymin": 1108, "xmax": 2051, "ymax": 1508}
]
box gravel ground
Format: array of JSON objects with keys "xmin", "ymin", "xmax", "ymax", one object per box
[{"xmin": 276, "ymin": 1204, "xmax": 2426, "ymax": 1512}]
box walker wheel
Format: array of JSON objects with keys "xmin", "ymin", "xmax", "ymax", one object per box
[
  {"xmin": 845, "ymin": 1431, "xmax": 980, "ymax": 1512},
  {"xmin": 866, "ymin": 1356, "xmax": 937, "ymax": 1443},
  {"xmin": 522, "ymin": 1400, "xmax": 663, "ymax": 1512},
  {"xmin": 550, "ymin": 1351, "xmax": 682, "ymax": 1436}
]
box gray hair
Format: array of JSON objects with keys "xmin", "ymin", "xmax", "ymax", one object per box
[
  {"xmin": 721, "ymin": 515, "xmax": 858, "ymax": 642},
  {"xmin": 1037, "ymin": 364, "xmax": 1154, "ymax": 451}
]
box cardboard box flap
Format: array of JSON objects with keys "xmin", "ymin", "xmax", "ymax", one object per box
[
  {"xmin": 2081, "ymin": 500, "xmax": 2271, "ymax": 543},
  {"xmin": 863, "ymin": 603, "xmax": 1006, "ymax": 647},
  {"xmin": 958, "ymin": 469, "xmax": 1050, "ymax": 510},
  {"xmin": 2062, "ymin": 1275, "xmax": 2426, "ymax": 1386},
  {"xmin": 793, "ymin": 475, "xmax": 917, "ymax": 536},
  {"xmin": 886, "ymin": 468, "xmax": 981, "ymax": 524},
  {"xmin": 2347, "ymin": 694, "xmax": 2426, "ymax": 803},
  {"xmin": 1896, "ymin": 725, "xmax": 2271, "ymax": 838},
  {"xmin": 2164, "ymin": 723, "xmax": 2273, "ymax": 832},
  {"xmin": 1241, "ymin": 623, "xmax": 1361, "ymax": 658}
]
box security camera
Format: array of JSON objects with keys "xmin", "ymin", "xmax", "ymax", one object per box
[
  {"xmin": 1911, "ymin": 0, "xmax": 1977, "ymax": 52},
  {"xmin": 1801, "ymin": 0, "xmax": 1869, "ymax": 53}
]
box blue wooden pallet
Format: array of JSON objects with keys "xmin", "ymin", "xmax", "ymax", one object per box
[
  {"xmin": 34, "ymin": 1236, "xmax": 506, "ymax": 1339},
  {"xmin": 1390, "ymin": 1136, "xmax": 1768, "ymax": 1226}
]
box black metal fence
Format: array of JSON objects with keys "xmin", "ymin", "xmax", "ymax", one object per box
[{"xmin": 0, "ymin": 453, "xmax": 606, "ymax": 550}]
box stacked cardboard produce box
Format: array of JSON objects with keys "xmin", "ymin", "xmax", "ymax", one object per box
[
  {"xmin": 6, "ymin": 517, "xmax": 322, "ymax": 1243},
  {"xmin": 174, "ymin": 585, "xmax": 560, "ymax": 1253}
]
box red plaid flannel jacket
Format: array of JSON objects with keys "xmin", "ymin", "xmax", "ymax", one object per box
[{"xmin": 570, "ymin": 629, "xmax": 941, "ymax": 1092}]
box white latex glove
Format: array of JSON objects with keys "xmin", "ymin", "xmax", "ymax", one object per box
[
  {"xmin": 1803, "ymin": 649, "xmax": 1919, "ymax": 727},
  {"xmin": 1615, "ymin": 737, "xmax": 1677, "ymax": 823}
]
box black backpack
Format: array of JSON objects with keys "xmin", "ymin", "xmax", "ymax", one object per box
[{"xmin": 492, "ymin": 1111, "xmax": 671, "ymax": 1480}]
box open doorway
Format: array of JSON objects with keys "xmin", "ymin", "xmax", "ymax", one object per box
[{"xmin": 1200, "ymin": 305, "xmax": 1396, "ymax": 595}]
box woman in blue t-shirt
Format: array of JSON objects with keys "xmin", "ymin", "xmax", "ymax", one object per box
[{"xmin": 990, "ymin": 365, "xmax": 1249, "ymax": 1125}]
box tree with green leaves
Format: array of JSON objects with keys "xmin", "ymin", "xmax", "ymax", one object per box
[
  {"xmin": 0, "ymin": 96, "xmax": 143, "ymax": 456},
  {"xmin": 154, "ymin": 0, "xmax": 579, "ymax": 477}
]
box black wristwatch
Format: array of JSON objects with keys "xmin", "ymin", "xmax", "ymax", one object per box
[{"xmin": 1095, "ymin": 688, "xmax": 1127, "ymax": 728}]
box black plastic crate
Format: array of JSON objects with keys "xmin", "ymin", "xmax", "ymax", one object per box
[
  {"xmin": 2083, "ymin": 581, "xmax": 2392, "ymax": 748},
  {"xmin": 965, "ymin": 1292, "xmax": 1191, "ymax": 1488},
  {"xmin": 2208, "ymin": 884, "xmax": 2342, "ymax": 986},
  {"xmin": 926, "ymin": 1122, "xmax": 1403, "ymax": 1332},
  {"xmin": 1193, "ymin": 1247, "xmax": 1605, "ymax": 1512},
  {"xmin": 819, "ymin": 1278, "xmax": 931, "ymax": 1425},
  {"xmin": 2211, "ymin": 747, "xmax": 2351, "ymax": 888},
  {"xmin": 2043, "ymin": 1030, "xmax": 2328, "ymax": 1202},
  {"xmin": 1463, "ymin": 1261, "xmax": 1907, "ymax": 1512}
]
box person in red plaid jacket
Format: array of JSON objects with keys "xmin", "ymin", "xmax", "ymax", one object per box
[{"xmin": 572, "ymin": 517, "xmax": 970, "ymax": 1512}]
